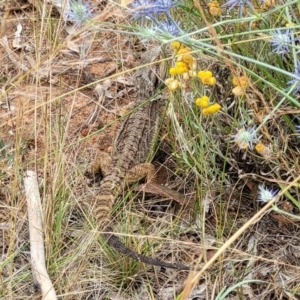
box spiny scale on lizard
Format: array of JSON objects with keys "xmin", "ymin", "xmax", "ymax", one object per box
[{"xmin": 93, "ymin": 46, "xmax": 191, "ymax": 270}]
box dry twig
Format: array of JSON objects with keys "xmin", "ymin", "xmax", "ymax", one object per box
[{"xmin": 24, "ymin": 171, "xmax": 57, "ymax": 300}]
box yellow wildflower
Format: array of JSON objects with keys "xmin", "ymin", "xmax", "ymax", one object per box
[
  {"xmin": 198, "ymin": 70, "xmax": 216, "ymax": 85},
  {"xmin": 198, "ymin": 70, "xmax": 213, "ymax": 80},
  {"xmin": 206, "ymin": 77, "xmax": 216, "ymax": 85},
  {"xmin": 232, "ymin": 75, "xmax": 247, "ymax": 96},
  {"xmin": 195, "ymin": 96, "xmax": 209, "ymax": 108},
  {"xmin": 255, "ymin": 143, "xmax": 271, "ymax": 158},
  {"xmin": 232, "ymin": 76, "xmax": 248, "ymax": 88},
  {"xmin": 255, "ymin": 143, "xmax": 265, "ymax": 153},
  {"xmin": 208, "ymin": 1, "xmax": 221, "ymax": 16},
  {"xmin": 262, "ymin": 0, "xmax": 275, "ymax": 8},
  {"xmin": 171, "ymin": 41, "xmax": 184, "ymax": 50},
  {"xmin": 168, "ymin": 62, "xmax": 189, "ymax": 75},
  {"xmin": 176, "ymin": 48, "xmax": 193, "ymax": 64},
  {"xmin": 169, "ymin": 67, "xmax": 178, "ymax": 75},
  {"xmin": 202, "ymin": 103, "xmax": 221, "ymax": 115},
  {"xmin": 182, "ymin": 53, "xmax": 194, "ymax": 64},
  {"xmin": 175, "ymin": 61, "xmax": 189, "ymax": 74},
  {"xmin": 177, "ymin": 48, "xmax": 192, "ymax": 55},
  {"xmin": 176, "ymin": 67, "xmax": 187, "ymax": 74}
]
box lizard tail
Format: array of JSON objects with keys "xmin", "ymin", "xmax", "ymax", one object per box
[
  {"xmin": 103, "ymin": 225, "xmax": 191, "ymax": 270},
  {"xmin": 95, "ymin": 173, "xmax": 191, "ymax": 270}
]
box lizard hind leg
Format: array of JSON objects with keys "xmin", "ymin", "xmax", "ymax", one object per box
[
  {"xmin": 126, "ymin": 163, "xmax": 157, "ymax": 184},
  {"xmin": 87, "ymin": 151, "xmax": 112, "ymax": 177}
]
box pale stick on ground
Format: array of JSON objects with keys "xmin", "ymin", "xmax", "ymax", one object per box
[{"xmin": 24, "ymin": 171, "xmax": 57, "ymax": 300}]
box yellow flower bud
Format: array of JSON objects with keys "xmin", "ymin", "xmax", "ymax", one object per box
[
  {"xmin": 171, "ymin": 41, "xmax": 183, "ymax": 50},
  {"xmin": 198, "ymin": 70, "xmax": 213, "ymax": 80},
  {"xmin": 169, "ymin": 67, "xmax": 178, "ymax": 75},
  {"xmin": 177, "ymin": 48, "xmax": 189, "ymax": 55},
  {"xmin": 202, "ymin": 103, "xmax": 221, "ymax": 115},
  {"xmin": 206, "ymin": 77, "xmax": 216, "ymax": 85},
  {"xmin": 255, "ymin": 143, "xmax": 265, "ymax": 153},
  {"xmin": 263, "ymin": 0, "xmax": 275, "ymax": 8},
  {"xmin": 175, "ymin": 61, "xmax": 189, "ymax": 74},
  {"xmin": 195, "ymin": 96, "xmax": 209, "ymax": 108},
  {"xmin": 182, "ymin": 53, "xmax": 194, "ymax": 64},
  {"xmin": 232, "ymin": 76, "xmax": 248, "ymax": 88},
  {"xmin": 176, "ymin": 61, "xmax": 188, "ymax": 68},
  {"xmin": 208, "ymin": 1, "xmax": 221, "ymax": 16},
  {"xmin": 198, "ymin": 70, "xmax": 216, "ymax": 85},
  {"xmin": 255, "ymin": 143, "xmax": 271, "ymax": 158}
]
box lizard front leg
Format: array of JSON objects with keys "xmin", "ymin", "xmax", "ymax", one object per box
[{"xmin": 86, "ymin": 151, "xmax": 112, "ymax": 178}]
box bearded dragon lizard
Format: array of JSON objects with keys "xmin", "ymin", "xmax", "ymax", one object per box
[{"xmin": 93, "ymin": 47, "xmax": 191, "ymax": 270}]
